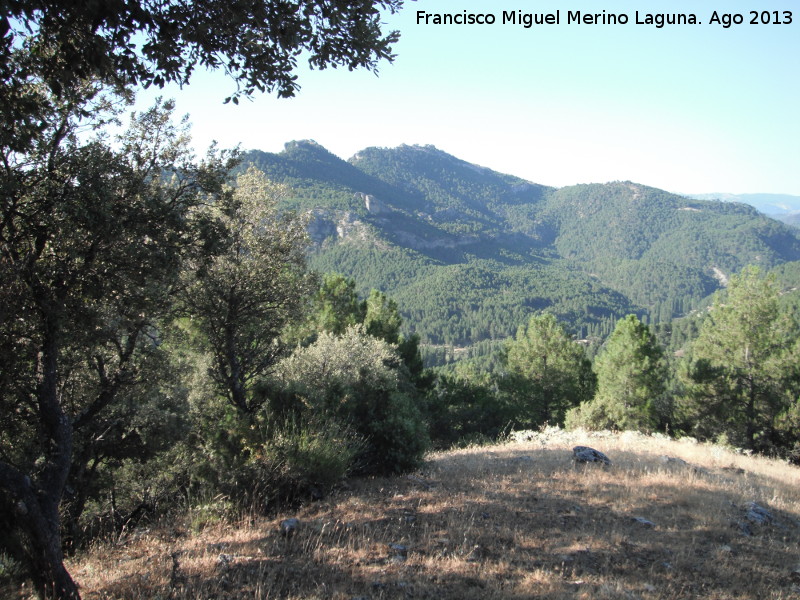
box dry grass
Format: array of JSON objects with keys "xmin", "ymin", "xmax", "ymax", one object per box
[{"xmin": 19, "ymin": 429, "xmax": 800, "ymax": 599}]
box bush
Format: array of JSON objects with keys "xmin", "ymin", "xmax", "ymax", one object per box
[
  {"xmin": 275, "ymin": 325, "xmax": 430, "ymax": 474},
  {"xmin": 564, "ymin": 397, "xmax": 615, "ymax": 431},
  {"xmin": 267, "ymin": 417, "xmax": 365, "ymax": 495},
  {"xmin": 426, "ymin": 373, "xmax": 512, "ymax": 449},
  {"xmin": 189, "ymin": 398, "xmax": 363, "ymax": 510},
  {"xmin": 349, "ymin": 389, "xmax": 429, "ymax": 474}
]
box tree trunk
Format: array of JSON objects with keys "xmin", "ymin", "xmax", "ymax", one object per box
[
  {"xmin": 0, "ymin": 463, "xmax": 81, "ymax": 599},
  {"xmin": 1, "ymin": 315, "xmax": 82, "ymax": 599},
  {"xmin": 27, "ymin": 510, "xmax": 81, "ymax": 600},
  {"xmin": 745, "ymin": 374, "xmax": 758, "ymax": 451}
]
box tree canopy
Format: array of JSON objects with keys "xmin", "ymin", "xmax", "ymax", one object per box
[
  {"xmin": 0, "ymin": 2, "xmax": 409, "ymax": 597},
  {"xmin": 0, "ymin": 1, "xmax": 405, "ymax": 155},
  {"xmin": 180, "ymin": 166, "xmax": 313, "ymax": 415},
  {"xmin": 0, "ymin": 97, "xmax": 234, "ymax": 599},
  {"xmin": 502, "ymin": 313, "xmax": 594, "ymax": 427},
  {"xmin": 2, "ymin": 0, "xmax": 403, "ymax": 101}
]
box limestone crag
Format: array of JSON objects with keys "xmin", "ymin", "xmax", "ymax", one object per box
[{"xmin": 306, "ymin": 209, "xmax": 375, "ymax": 246}]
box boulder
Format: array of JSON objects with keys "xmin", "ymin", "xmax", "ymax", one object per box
[
  {"xmin": 573, "ymin": 446, "xmax": 612, "ymax": 466},
  {"xmin": 744, "ymin": 502, "xmax": 774, "ymax": 525},
  {"xmin": 279, "ymin": 518, "xmax": 300, "ymax": 537}
]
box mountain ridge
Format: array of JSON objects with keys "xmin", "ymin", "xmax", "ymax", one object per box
[
  {"xmin": 689, "ymin": 192, "xmax": 800, "ymax": 215},
  {"xmin": 240, "ymin": 141, "xmax": 800, "ymax": 348}
]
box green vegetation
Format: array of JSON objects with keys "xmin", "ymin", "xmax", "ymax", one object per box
[
  {"xmin": 566, "ymin": 315, "xmax": 668, "ymax": 432},
  {"xmin": 4, "ymin": 119, "xmax": 800, "ymax": 600},
  {"xmin": 241, "ymin": 143, "xmax": 800, "ymax": 351},
  {"xmin": 276, "ymin": 325, "xmax": 428, "ymax": 474},
  {"xmin": 3, "ymin": 5, "xmax": 800, "ymax": 598},
  {"xmin": 680, "ymin": 267, "xmax": 800, "ymax": 454},
  {"xmin": 0, "ymin": 2, "xmax": 406, "ymax": 598},
  {"xmin": 0, "ymin": 96, "xmax": 234, "ymax": 599},
  {"xmin": 180, "ymin": 167, "xmax": 314, "ymax": 415},
  {"xmin": 502, "ymin": 313, "xmax": 595, "ymax": 428}
]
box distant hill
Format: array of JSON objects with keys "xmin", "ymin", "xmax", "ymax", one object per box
[
  {"xmin": 779, "ymin": 213, "xmax": 800, "ymax": 227},
  {"xmin": 690, "ymin": 192, "xmax": 800, "ymax": 226},
  {"xmin": 241, "ymin": 142, "xmax": 800, "ymax": 348}
]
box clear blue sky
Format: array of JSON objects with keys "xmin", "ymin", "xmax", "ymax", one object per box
[{"xmin": 135, "ymin": 0, "xmax": 800, "ymax": 195}]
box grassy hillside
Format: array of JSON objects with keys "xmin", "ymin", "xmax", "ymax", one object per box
[{"xmin": 57, "ymin": 430, "xmax": 800, "ymax": 600}]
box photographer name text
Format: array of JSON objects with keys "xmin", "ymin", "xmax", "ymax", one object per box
[{"xmin": 415, "ymin": 9, "xmax": 793, "ymax": 29}]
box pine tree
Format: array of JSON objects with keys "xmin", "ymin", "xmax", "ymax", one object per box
[
  {"xmin": 314, "ymin": 274, "xmax": 365, "ymax": 335},
  {"xmin": 568, "ymin": 315, "xmax": 667, "ymax": 432},
  {"xmin": 681, "ymin": 266, "xmax": 800, "ymax": 451},
  {"xmin": 503, "ymin": 313, "xmax": 595, "ymax": 427}
]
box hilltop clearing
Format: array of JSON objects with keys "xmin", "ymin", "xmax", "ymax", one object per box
[{"xmin": 55, "ymin": 429, "xmax": 800, "ymax": 600}]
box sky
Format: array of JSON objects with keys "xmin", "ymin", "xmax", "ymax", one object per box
[{"xmin": 134, "ymin": 0, "xmax": 800, "ymax": 195}]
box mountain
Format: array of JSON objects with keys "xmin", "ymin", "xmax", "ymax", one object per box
[
  {"xmin": 690, "ymin": 193, "xmax": 800, "ymax": 226},
  {"xmin": 241, "ymin": 142, "xmax": 800, "ymax": 348},
  {"xmin": 779, "ymin": 213, "xmax": 800, "ymax": 227}
]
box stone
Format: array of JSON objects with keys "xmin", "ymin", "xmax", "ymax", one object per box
[
  {"xmin": 632, "ymin": 516, "xmax": 656, "ymax": 528},
  {"xmin": 744, "ymin": 502, "xmax": 774, "ymax": 525},
  {"xmin": 280, "ymin": 518, "xmax": 300, "ymax": 537},
  {"xmin": 305, "ymin": 210, "xmax": 337, "ymax": 243},
  {"xmin": 356, "ymin": 192, "xmax": 387, "ymax": 215},
  {"xmin": 573, "ymin": 446, "xmax": 612, "ymax": 466}
]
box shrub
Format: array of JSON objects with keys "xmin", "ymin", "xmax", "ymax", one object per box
[
  {"xmin": 276, "ymin": 325, "xmax": 430, "ymax": 474},
  {"xmin": 189, "ymin": 398, "xmax": 363, "ymax": 510}
]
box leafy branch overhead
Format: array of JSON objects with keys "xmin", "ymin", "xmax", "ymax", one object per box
[{"xmin": 1, "ymin": 0, "xmax": 403, "ymax": 101}]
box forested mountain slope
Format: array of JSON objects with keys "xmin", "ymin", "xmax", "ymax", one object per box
[
  {"xmin": 542, "ymin": 182, "xmax": 800, "ymax": 315},
  {"xmin": 241, "ymin": 142, "xmax": 800, "ymax": 346}
]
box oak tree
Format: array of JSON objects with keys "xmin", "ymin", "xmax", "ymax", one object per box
[
  {"xmin": 0, "ymin": 97, "xmax": 233, "ymax": 599},
  {"xmin": 2, "ymin": 0, "xmax": 403, "ymax": 102},
  {"xmin": 180, "ymin": 167, "xmax": 313, "ymax": 415}
]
